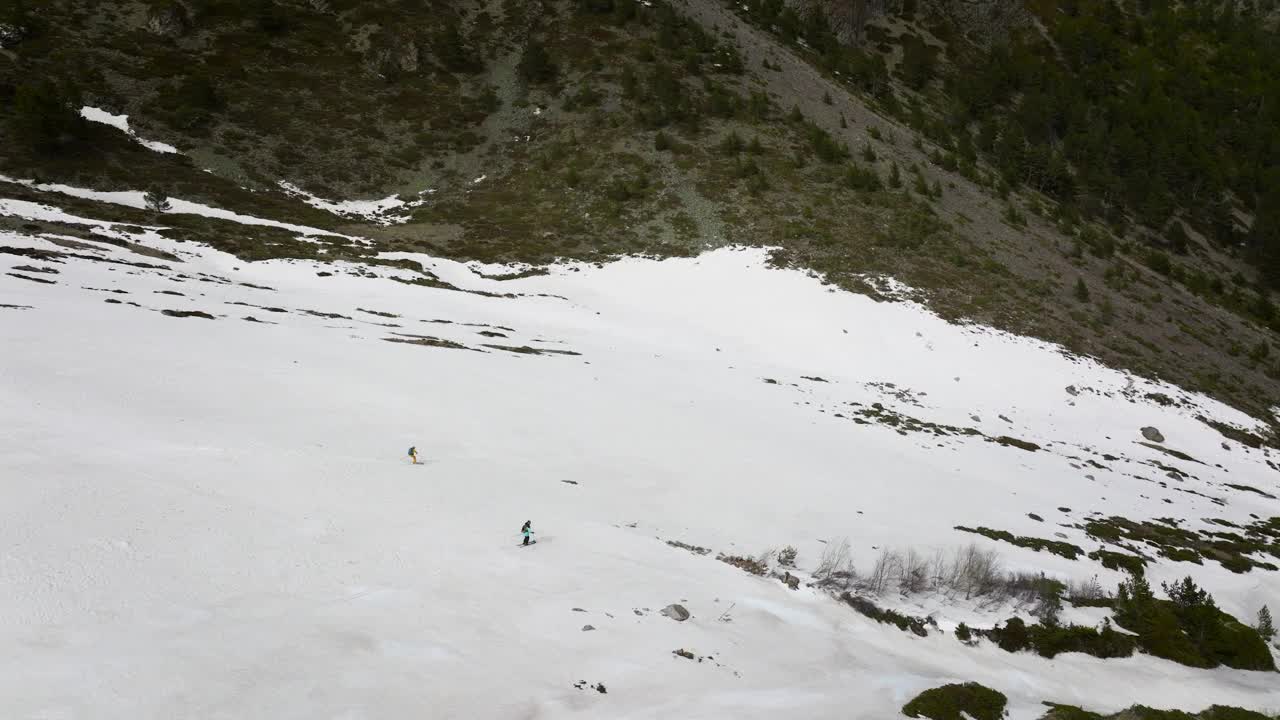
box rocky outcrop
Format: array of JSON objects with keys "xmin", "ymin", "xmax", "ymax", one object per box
[
  {"xmin": 661, "ymin": 604, "xmax": 690, "ymax": 621},
  {"xmin": 145, "ymin": 2, "xmax": 190, "ymax": 38},
  {"xmin": 365, "ymin": 32, "xmax": 422, "ymax": 77}
]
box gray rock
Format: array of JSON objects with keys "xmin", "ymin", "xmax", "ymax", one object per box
[
  {"xmin": 1141, "ymin": 426, "xmax": 1165, "ymax": 443},
  {"xmin": 582, "ymin": 624, "xmax": 595, "ymax": 632},
  {"xmin": 145, "ymin": 2, "xmax": 190, "ymax": 37},
  {"xmin": 0, "ymin": 22, "xmax": 27, "ymax": 48},
  {"xmin": 661, "ymin": 604, "xmax": 690, "ymax": 622},
  {"xmin": 1066, "ymin": 385, "xmax": 1079, "ymax": 396}
]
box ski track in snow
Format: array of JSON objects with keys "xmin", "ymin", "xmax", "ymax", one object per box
[{"xmin": 1, "ymin": 205, "xmax": 1279, "ymax": 719}]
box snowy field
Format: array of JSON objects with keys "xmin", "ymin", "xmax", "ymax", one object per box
[{"xmin": 2, "ymin": 195, "xmax": 1279, "ymax": 718}]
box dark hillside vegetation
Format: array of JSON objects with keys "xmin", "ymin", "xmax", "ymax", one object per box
[{"xmin": 4, "ymin": 0, "xmax": 1280, "ymax": 422}]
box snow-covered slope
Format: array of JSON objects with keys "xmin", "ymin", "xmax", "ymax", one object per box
[{"xmin": 2, "ymin": 203, "xmax": 1279, "ymax": 718}]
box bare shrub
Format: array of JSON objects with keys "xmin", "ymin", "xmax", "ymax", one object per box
[
  {"xmin": 1067, "ymin": 575, "xmax": 1107, "ymax": 602},
  {"xmin": 929, "ymin": 548, "xmax": 950, "ymax": 590},
  {"xmin": 954, "ymin": 544, "xmax": 1002, "ymax": 599},
  {"xmin": 900, "ymin": 548, "xmax": 930, "ymax": 594},
  {"xmin": 815, "ymin": 539, "xmax": 855, "ymax": 589},
  {"xmin": 718, "ymin": 553, "xmax": 768, "ymax": 576},
  {"xmin": 826, "ymin": 541, "xmax": 1066, "ymax": 613},
  {"xmin": 862, "ymin": 547, "xmax": 903, "ymax": 595}
]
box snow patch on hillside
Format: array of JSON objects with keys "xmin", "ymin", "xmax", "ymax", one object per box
[
  {"xmin": 0, "ymin": 175, "xmax": 364, "ymax": 242},
  {"xmin": 80, "ymin": 106, "xmax": 181, "ymax": 154},
  {"xmin": 277, "ymin": 181, "xmax": 425, "ymax": 226}
]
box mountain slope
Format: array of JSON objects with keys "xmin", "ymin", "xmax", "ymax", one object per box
[
  {"xmin": 4, "ymin": 0, "xmax": 1279, "ymax": 423},
  {"xmin": 2, "ymin": 194, "xmax": 1280, "ymax": 716}
]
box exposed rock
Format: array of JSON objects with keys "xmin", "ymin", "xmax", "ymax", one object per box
[
  {"xmin": 1141, "ymin": 426, "xmax": 1165, "ymax": 443},
  {"xmin": 161, "ymin": 309, "xmax": 215, "ymax": 319},
  {"xmin": 661, "ymin": 604, "xmax": 690, "ymax": 622},
  {"xmin": 0, "ymin": 21, "xmax": 28, "ymax": 48},
  {"xmin": 1066, "ymin": 385, "xmax": 1079, "ymax": 396},
  {"xmin": 145, "ymin": 2, "xmax": 190, "ymax": 38},
  {"xmin": 581, "ymin": 624, "xmax": 595, "ymax": 631},
  {"xmin": 994, "ymin": 435, "xmax": 1040, "ymax": 452}
]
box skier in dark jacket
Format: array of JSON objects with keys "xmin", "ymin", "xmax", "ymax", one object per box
[{"xmin": 521, "ymin": 520, "xmax": 533, "ymax": 546}]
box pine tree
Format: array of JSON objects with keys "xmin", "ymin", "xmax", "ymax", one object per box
[
  {"xmin": 1036, "ymin": 589, "xmax": 1063, "ymax": 628},
  {"xmin": 888, "ymin": 162, "xmax": 902, "ymax": 189},
  {"xmin": 144, "ymin": 188, "xmax": 172, "ymax": 213},
  {"xmin": 1258, "ymin": 605, "xmax": 1276, "ymax": 641},
  {"xmin": 1074, "ymin": 277, "xmax": 1090, "ymax": 303},
  {"xmin": 436, "ymin": 21, "xmax": 481, "ymax": 73},
  {"xmin": 517, "ymin": 40, "xmax": 557, "ymax": 85}
]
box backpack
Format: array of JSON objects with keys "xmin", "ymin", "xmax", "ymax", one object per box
[{"xmin": 408, "ymin": 447, "xmax": 415, "ymax": 455}]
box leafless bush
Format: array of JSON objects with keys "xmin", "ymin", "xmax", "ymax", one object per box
[
  {"xmin": 954, "ymin": 543, "xmax": 1003, "ymax": 599},
  {"xmin": 900, "ymin": 548, "xmax": 930, "ymax": 594},
  {"xmin": 929, "ymin": 548, "xmax": 951, "ymax": 590},
  {"xmin": 814, "ymin": 539, "xmax": 855, "ymax": 589},
  {"xmin": 718, "ymin": 553, "xmax": 768, "ymax": 576},
  {"xmin": 862, "ymin": 547, "xmax": 903, "ymax": 595},
  {"xmin": 1068, "ymin": 575, "xmax": 1107, "ymax": 602}
]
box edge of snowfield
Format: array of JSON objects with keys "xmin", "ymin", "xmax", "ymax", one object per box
[{"xmin": 2, "ymin": 221, "xmax": 1279, "ymax": 719}]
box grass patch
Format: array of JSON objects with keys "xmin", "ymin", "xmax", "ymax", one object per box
[
  {"xmin": 955, "ymin": 526, "xmax": 1084, "ymax": 560},
  {"xmin": 1085, "ymin": 516, "xmax": 1280, "ymax": 574}
]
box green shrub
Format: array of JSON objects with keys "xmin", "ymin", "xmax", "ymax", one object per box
[
  {"xmin": 839, "ymin": 593, "xmax": 931, "ymax": 636},
  {"xmin": 518, "ymin": 39, "xmax": 558, "ymax": 85},
  {"xmin": 1114, "ymin": 574, "xmax": 1276, "ymax": 671},
  {"xmin": 953, "ymin": 526, "xmax": 1083, "ymax": 560},
  {"xmin": 903, "ymin": 682, "xmax": 1007, "ymax": 720}
]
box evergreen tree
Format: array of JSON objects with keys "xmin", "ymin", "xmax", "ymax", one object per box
[
  {"xmin": 517, "ymin": 40, "xmax": 558, "ymax": 85},
  {"xmin": 144, "ymin": 188, "xmax": 172, "ymax": 213},
  {"xmin": 1258, "ymin": 605, "xmax": 1276, "ymax": 641},
  {"xmin": 1074, "ymin": 277, "xmax": 1090, "ymax": 303},
  {"xmin": 436, "ymin": 21, "xmax": 481, "ymax": 73},
  {"xmin": 1167, "ymin": 220, "xmax": 1190, "ymax": 255}
]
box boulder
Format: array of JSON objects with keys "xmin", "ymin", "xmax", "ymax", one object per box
[
  {"xmin": 661, "ymin": 604, "xmax": 690, "ymax": 622},
  {"xmin": 581, "ymin": 624, "xmax": 595, "ymax": 632},
  {"xmin": 1141, "ymin": 426, "xmax": 1165, "ymax": 443},
  {"xmin": 145, "ymin": 2, "xmax": 190, "ymax": 38}
]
